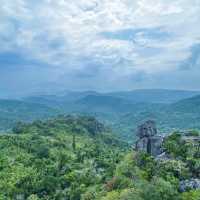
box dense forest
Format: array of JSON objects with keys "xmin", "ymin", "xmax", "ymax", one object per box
[{"xmin": 0, "ymin": 115, "xmax": 199, "ymax": 200}]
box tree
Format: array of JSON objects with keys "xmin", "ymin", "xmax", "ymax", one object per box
[{"xmin": 73, "ymin": 134, "xmax": 76, "ymax": 151}]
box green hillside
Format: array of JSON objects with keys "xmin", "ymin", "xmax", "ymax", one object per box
[
  {"xmin": 0, "ymin": 100, "xmax": 58, "ymax": 131},
  {"xmin": 108, "ymin": 89, "xmax": 200, "ymax": 104},
  {"xmin": 2, "ymin": 91, "xmax": 200, "ymax": 142},
  {"xmin": 0, "ymin": 116, "xmax": 199, "ymax": 199},
  {"xmin": 0, "ymin": 116, "xmax": 127, "ymax": 199},
  {"xmin": 171, "ymin": 95, "xmax": 200, "ymax": 112},
  {"xmin": 113, "ymin": 95, "xmax": 200, "ymax": 141}
]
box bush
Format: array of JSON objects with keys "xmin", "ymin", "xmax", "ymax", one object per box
[
  {"xmin": 140, "ymin": 178, "xmax": 180, "ymax": 200},
  {"xmin": 119, "ymin": 188, "xmax": 143, "ymax": 200},
  {"xmin": 163, "ymin": 132, "xmax": 187, "ymax": 158},
  {"xmin": 156, "ymin": 159, "xmax": 190, "ymax": 181},
  {"xmin": 101, "ymin": 191, "xmax": 120, "ymax": 200},
  {"xmin": 181, "ymin": 190, "xmax": 200, "ymax": 200}
]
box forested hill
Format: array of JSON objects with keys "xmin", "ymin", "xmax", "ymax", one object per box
[
  {"xmin": 0, "ymin": 115, "xmax": 128, "ymax": 199},
  {"xmin": 0, "ymin": 116, "xmax": 199, "ymax": 199},
  {"xmin": 171, "ymin": 95, "xmax": 200, "ymax": 112},
  {"xmin": 107, "ymin": 89, "xmax": 200, "ymax": 104},
  {"xmin": 1, "ymin": 90, "xmax": 200, "ymax": 141},
  {"xmin": 0, "ymin": 99, "xmax": 58, "ymax": 131}
]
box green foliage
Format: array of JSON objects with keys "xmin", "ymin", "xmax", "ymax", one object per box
[
  {"xmin": 0, "ymin": 116, "xmax": 127, "ymax": 199},
  {"xmin": 181, "ymin": 190, "xmax": 200, "ymax": 200},
  {"xmin": 2, "ymin": 91, "xmax": 200, "ymax": 142},
  {"xmin": 0, "ymin": 99, "xmax": 58, "ymax": 131},
  {"xmin": 101, "ymin": 178, "xmax": 180, "ymax": 200},
  {"xmin": 0, "ymin": 115, "xmax": 199, "ymax": 199},
  {"xmin": 135, "ymin": 152, "xmax": 156, "ymax": 180},
  {"xmin": 119, "ymin": 188, "xmax": 143, "ymax": 200},
  {"xmin": 115, "ymin": 153, "xmax": 144, "ymax": 179},
  {"xmin": 163, "ymin": 131, "xmax": 200, "ymax": 178},
  {"xmin": 156, "ymin": 159, "xmax": 190, "ymax": 181},
  {"xmin": 185, "ymin": 130, "xmax": 200, "ymax": 137},
  {"xmin": 163, "ymin": 132, "xmax": 185, "ymax": 157},
  {"xmin": 101, "ymin": 191, "xmax": 120, "ymax": 200},
  {"xmin": 100, "ymin": 144, "xmax": 198, "ymax": 200},
  {"xmin": 139, "ymin": 178, "xmax": 180, "ymax": 200}
]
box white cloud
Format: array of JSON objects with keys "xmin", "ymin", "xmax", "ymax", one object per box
[{"xmin": 0, "ymin": 0, "xmax": 200, "ymax": 92}]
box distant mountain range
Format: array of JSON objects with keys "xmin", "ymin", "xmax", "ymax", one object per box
[
  {"xmin": 107, "ymin": 89, "xmax": 200, "ymax": 104},
  {"xmin": 23, "ymin": 89, "xmax": 200, "ymax": 104},
  {"xmin": 1, "ymin": 89, "xmax": 200, "ymax": 140}
]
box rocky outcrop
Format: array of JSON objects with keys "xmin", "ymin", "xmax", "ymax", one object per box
[
  {"xmin": 135, "ymin": 120, "xmax": 200, "ymax": 158},
  {"xmin": 137, "ymin": 120, "xmax": 157, "ymax": 138},
  {"xmin": 135, "ymin": 120, "xmax": 164, "ymax": 156},
  {"xmin": 148, "ymin": 136, "xmax": 164, "ymax": 156},
  {"xmin": 135, "ymin": 121, "xmax": 200, "ymax": 193},
  {"xmin": 179, "ymin": 179, "xmax": 200, "ymax": 192}
]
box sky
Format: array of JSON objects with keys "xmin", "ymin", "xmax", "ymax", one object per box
[{"xmin": 0, "ymin": 0, "xmax": 200, "ymax": 97}]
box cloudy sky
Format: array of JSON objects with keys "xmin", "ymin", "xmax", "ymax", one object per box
[{"xmin": 0, "ymin": 0, "xmax": 200, "ymax": 97}]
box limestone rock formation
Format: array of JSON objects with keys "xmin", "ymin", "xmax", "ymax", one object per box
[
  {"xmin": 135, "ymin": 120, "xmax": 164, "ymax": 156},
  {"xmin": 137, "ymin": 120, "xmax": 157, "ymax": 138},
  {"xmin": 148, "ymin": 136, "xmax": 164, "ymax": 156},
  {"xmin": 135, "ymin": 120, "xmax": 200, "ymax": 157}
]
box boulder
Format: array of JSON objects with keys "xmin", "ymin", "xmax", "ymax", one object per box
[
  {"xmin": 179, "ymin": 179, "xmax": 200, "ymax": 192},
  {"xmin": 135, "ymin": 121, "xmax": 163, "ymax": 156}
]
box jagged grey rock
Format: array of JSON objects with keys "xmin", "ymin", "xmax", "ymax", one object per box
[
  {"xmin": 137, "ymin": 120, "xmax": 157, "ymax": 139},
  {"xmin": 135, "ymin": 120, "xmax": 200, "ymax": 157},
  {"xmin": 136, "ymin": 137, "xmax": 149, "ymax": 152},
  {"xmin": 135, "ymin": 121, "xmax": 164, "ymax": 156},
  {"xmin": 148, "ymin": 136, "xmax": 164, "ymax": 156},
  {"xmin": 179, "ymin": 179, "xmax": 200, "ymax": 192}
]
